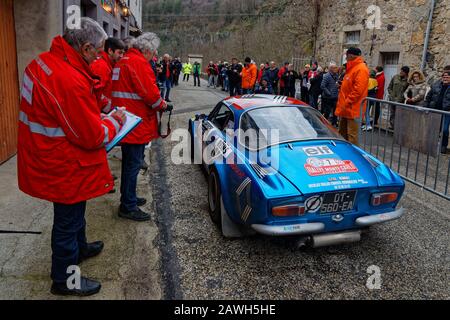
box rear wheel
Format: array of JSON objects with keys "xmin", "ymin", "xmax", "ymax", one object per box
[{"xmin": 208, "ymin": 168, "xmax": 222, "ymax": 227}]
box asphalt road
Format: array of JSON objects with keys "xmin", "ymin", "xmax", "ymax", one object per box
[{"xmin": 150, "ymin": 79, "xmax": 449, "ymax": 300}]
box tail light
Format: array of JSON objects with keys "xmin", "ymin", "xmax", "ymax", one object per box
[
  {"xmin": 371, "ymin": 192, "xmax": 398, "ymax": 206},
  {"xmin": 272, "ymin": 205, "xmax": 305, "ymax": 217}
]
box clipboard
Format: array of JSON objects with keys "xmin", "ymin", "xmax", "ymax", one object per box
[{"xmin": 106, "ymin": 110, "xmax": 142, "ymax": 152}]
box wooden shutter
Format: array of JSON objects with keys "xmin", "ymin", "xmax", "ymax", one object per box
[{"xmin": 0, "ymin": 0, "xmax": 20, "ymax": 164}]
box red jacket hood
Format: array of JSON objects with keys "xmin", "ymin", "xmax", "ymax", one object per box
[
  {"xmin": 99, "ymin": 50, "xmax": 113, "ymax": 69},
  {"xmin": 50, "ymin": 36, "xmax": 95, "ymax": 82},
  {"xmin": 125, "ymin": 48, "xmax": 147, "ymax": 63}
]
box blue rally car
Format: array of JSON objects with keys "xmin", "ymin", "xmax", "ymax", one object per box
[{"xmin": 188, "ymin": 94, "xmax": 405, "ymax": 247}]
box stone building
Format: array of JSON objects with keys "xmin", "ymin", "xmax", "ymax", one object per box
[
  {"xmin": 0, "ymin": 0, "xmax": 143, "ymax": 164},
  {"xmin": 315, "ymin": 0, "xmax": 449, "ymax": 94},
  {"xmin": 14, "ymin": 0, "xmax": 143, "ymax": 86}
]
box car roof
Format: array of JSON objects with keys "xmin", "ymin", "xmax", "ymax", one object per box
[{"xmin": 223, "ymin": 94, "xmax": 308, "ymax": 112}]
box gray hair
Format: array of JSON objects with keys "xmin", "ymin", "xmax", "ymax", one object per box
[
  {"xmin": 329, "ymin": 61, "xmax": 337, "ymax": 68},
  {"xmin": 122, "ymin": 36, "xmax": 135, "ymax": 50},
  {"xmin": 132, "ymin": 32, "xmax": 160, "ymax": 53},
  {"xmin": 63, "ymin": 17, "xmax": 107, "ymax": 51}
]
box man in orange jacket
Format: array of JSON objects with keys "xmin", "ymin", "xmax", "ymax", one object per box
[
  {"xmin": 17, "ymin": 18, "xmax": 126, "ymax": 296},
  {"xmin": 335, "ymin": 47, "xmax": 369, "ymax": 146},
  {"xmin": 112, "ymin": 32, "xmax": 167, "ymax": 222},
  {"xmin": 91, "ymin": 37, "xmax": 125, "ymax": 113},
  {"xmin": 241, "ymin": 57, "xmax": 257, "ymax": 94}
]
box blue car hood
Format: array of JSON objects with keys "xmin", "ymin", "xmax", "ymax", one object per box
[{"xmin": 267, "ymin": 141, "xmax": 379, "ymax": 195}]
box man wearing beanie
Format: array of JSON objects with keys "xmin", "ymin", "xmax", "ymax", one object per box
[
  {"xmin": 387, "ymin": 65, "xmax": 410, "ymax": 129},
  {"xmin": 335, "ymin": 47, "xmax": 369, "ymax": 146}
]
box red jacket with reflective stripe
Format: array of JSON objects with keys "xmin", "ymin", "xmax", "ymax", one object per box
[
  {"xmin": 112, "ymin": 48, "xmax": 165, "ymax": 144},
  {"xmin": 17, "ymin": 36, "xmax": 122, "ymax": 205},
  {"xmin": 91, "ymin": 51, "xmax": 113, "ymax": 113}
]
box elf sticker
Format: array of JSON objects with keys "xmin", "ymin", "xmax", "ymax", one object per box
[
  {"xmin": 304, "ymin": 158, "xmax": 359, "ymax": 176},
  {"xmin": 303, "ymin": 146, "xmax": 334, "ymax": 157}
]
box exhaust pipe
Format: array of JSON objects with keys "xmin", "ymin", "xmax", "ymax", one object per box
[{"xmin": 310, "ymin": 230, "xmax": 362, "ymax": 248}]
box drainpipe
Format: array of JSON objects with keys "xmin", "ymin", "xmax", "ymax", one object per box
[{"xmin": 421, "ymin": 0, "xmax": 436, "ymax": 71}]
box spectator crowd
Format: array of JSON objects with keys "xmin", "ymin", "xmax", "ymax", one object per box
[{"xmin": 179, "ymin": 49, "xmax": 449, "ymax": 152}]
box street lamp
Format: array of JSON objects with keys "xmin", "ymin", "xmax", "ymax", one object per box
[
  {"xmin": 101, "ymin": 0, "xmax": 113, "ymax": 14},
  {"xmin": 122, "ymin": 6, "xmax": 130, "ymax": 17}
]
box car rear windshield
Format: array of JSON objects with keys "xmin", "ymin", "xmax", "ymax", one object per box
[{"xmin": 239, "ymin": 106, "xmax": 341, "ymax": 150}]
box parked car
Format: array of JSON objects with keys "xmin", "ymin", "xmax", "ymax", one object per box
[{"xmin": 188, "ymin": 94, "xmax": 405, "ymax": 247}]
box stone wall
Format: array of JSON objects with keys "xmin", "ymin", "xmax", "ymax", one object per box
[
  {"xmin": 13, "ymin": 0, "xmax": 135, "ymax": 82},
  {"xmin": 14, "ymin": 0, "xmax": 63, "ymax": 81},
  {"xmin": 426, "ymin": 0, "xmax": 450, "ymax": 73},
  {"xmin": 314, "ymin": 0, "xmax": 449, "ymax": 79}
]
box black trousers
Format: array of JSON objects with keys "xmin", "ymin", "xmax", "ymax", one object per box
[
  {"xmin": 120, "ymin": 144, "xmax": 146, "ymax": 212},
  {"xmin": 321, "ymin": 97, "xmax": 338, "ymax": 126},
  {"xmin": 51, "ymin": 201, "xmax": 87, "ymax": 283},
  {"xmin": 174, "ymin": 73, "xmax": 180, "ymax": 86},
  {"xmin": 271, "ymin": 81, "xmax": 279, "ymax": 95},
  {"xmin": 283, "ymin": 86, "xmax": 296, "ymax": 97},
  {"xmin": 374, "ymin": 101, "xmax": 381, "ymax": 125},
  {"xmin": 229, "ymin": 82, "xmax": 241, "ymax": 97},
  {"xmin": 301, "ymin": 87, "xmax": 309, "ymax": 104},
  {"xmin": 193, "ymin": 74, "xmax": 200, "ymax": 86},
  {"xmin": 183, "ymin": 74, "xmax": 190, "ymax": 82}
]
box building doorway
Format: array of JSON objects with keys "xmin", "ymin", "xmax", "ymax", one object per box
[
  {"xmin": 381, "ymin": 52, "xmax": 400, "ymax": 99},
  {"xmin": 0, "ymin": 0, "xmax": 20, "ymax": 164}
]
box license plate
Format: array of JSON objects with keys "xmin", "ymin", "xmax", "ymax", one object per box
[{"xmin": 320, "ymin": 191, "xmax": 357, "ymax": 214}]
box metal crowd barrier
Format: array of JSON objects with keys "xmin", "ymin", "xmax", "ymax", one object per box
[{"xmin": 358, "ymin": 97, "xmax": 450, "ymax": 201}]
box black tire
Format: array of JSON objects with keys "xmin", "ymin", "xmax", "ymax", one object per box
[{"xmin": 208, "ymin": 168, "xmax": 222, "ymax": 227}]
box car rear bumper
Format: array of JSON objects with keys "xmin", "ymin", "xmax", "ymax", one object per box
[
  {"xmin": 251, "ymin": 207, "xmax": 404, "ymax": 236},
  {"xmin": 355, "ymin": 207, "xmax": 405, "ymax": 227},
  {"xmin": 251, "ymin": 222, "xmax": 325, "ymax": 236}
]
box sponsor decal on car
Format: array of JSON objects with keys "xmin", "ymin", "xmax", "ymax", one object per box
[
  {"xmin": 308, "ymin": 179, "xmax": 369, "ymax": 190},
  {"xmin": 303, "ymin": 146, "xmax": 334, "ymax": 157},
  {"xmin": 304, "ymin": 158, "xmax": 359, "ymax": 176},
  {"xmin": 305, "ymin": 195, "xmax": 323, "ymax": 213}
]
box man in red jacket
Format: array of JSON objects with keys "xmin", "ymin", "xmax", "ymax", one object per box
[
  {"xmin": 278, "ymin": 62, "xmax": 290, "ymax": 95},
  {"xmin": 91, "ymin": 37, "xmax": 125, "ymax": 113},
  {"xmin": 112, "ymin": 32, "xmax": 167, "ymax": 222},
  {"xmin": 374, "ymin": 66, "xmax": 386, "ymax": 126},
  {"xmin": 17, "ymin": 18, "xmax": 126, "ymax": 296}
]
